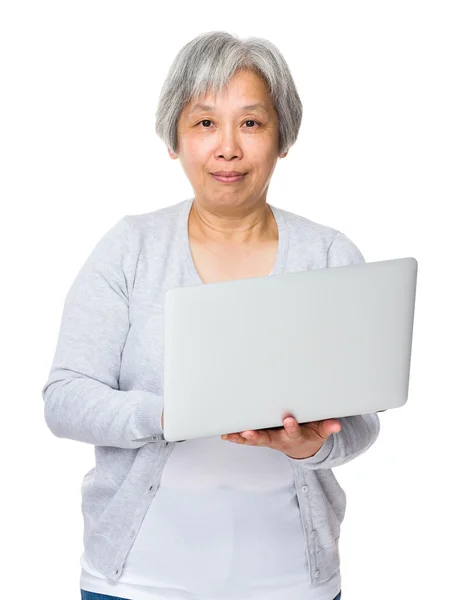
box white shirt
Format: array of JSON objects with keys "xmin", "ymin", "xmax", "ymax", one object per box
[{"xmin": 81, "ymin": 432, "xmax": 340, "ymax": 600}]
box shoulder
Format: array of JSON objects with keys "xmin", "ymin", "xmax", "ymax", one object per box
[
  {"xmin": 326, "ymin": 230, "xmax": 365, "ymax": 266},
  {"xmin": 123, "ymin": 198, "xmax": 187, "ymax": 239},
  {"xmin": 276, "ymin": 205, "xmax": 336, "ymax": 243},
  {"xmin": 275, "ymin": 204, "xmax": 365, "ymax": 267},
  {"xmin": 87, "ymin": 200, "xmax": 188, "ymax": 267}
]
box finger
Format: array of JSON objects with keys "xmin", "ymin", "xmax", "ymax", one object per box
[
  {"xmin": 322, "ymin": 419, "xmax": 342, "ymax": 436},
  {"xmin": 222, "ymin": 433, "xmax": 243, "ymax": 442},
  {"xmin": 282, "ymin": 417, "xmax": 303, "ymax": 440},
  {"xmin": 240, "ymin": 429, "xmax": 270, "ymax": 445},
  {"xmin": 300, "ymin": 419, "xmax": 341, "ymax": 442},
  {"xmin": 223, "ymin": 431, "xmax": 260, "ymax": 444}
]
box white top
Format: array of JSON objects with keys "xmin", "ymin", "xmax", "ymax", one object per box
[{"xmin": 80, "ymin": 432, "xmax": 340, "ymax": 600}]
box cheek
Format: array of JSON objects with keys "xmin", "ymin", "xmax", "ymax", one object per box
[
  {"xmin": 182, "ymin": 153, "xmax": 204, "ymax": 175},
  {"xmin": 184, "ymin": 145, "xmax": 211, "ymax": 169}
]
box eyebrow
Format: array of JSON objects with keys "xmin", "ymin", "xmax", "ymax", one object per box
[{"xmin": 188, "ymin": 102, "xmax": 268, "ymax": 115}]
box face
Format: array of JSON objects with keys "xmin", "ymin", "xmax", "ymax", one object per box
[{"xmin": 169, "ymin": 68, "xmax": 288, "ymax": 212}]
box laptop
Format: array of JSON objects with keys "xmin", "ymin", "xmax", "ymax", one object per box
[{"xmin": 161, "ymin": 257, "xmax": 418, "ymax": 442}]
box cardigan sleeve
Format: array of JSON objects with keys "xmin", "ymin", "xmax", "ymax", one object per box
[
  {"xmin": 41, "ymin": 216, "xmax": 165, "ymax": 449},
  {"xmin": 287, "ymin": 228, "xmax": 381, "ymax": 469}
]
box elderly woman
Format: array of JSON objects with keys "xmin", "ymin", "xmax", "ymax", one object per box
[{"xmin": 42, "ymin": 31, "xmax": 380, "ymax": 600}]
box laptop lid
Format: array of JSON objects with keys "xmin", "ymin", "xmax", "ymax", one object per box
[{"xmin": 162, "ymin": 257, "xmax": 417, "ymax": 442}]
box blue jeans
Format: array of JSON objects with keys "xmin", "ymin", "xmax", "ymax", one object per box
[
  {"xmin": 81, "ymin": 593, "xmax": 130, "ymax": 600},
  {"xmin": 81, "ymin": 590, "xmax": 342, "ymax": 600}
]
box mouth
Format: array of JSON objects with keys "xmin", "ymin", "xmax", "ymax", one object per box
[{"xmin": 211, "ymin": 173, "xmax": 246, "ymax": 183}]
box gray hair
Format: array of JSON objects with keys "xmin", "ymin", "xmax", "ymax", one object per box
[{"xmin": 155, "ymin": 31, "xmax": 303, "ymax": 156}]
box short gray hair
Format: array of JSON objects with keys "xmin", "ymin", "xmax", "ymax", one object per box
[{"xmin": 155, "ymin": 31, "xmax": 303, "ymax": 156}]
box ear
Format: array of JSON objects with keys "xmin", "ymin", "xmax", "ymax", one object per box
[
  {"xmin": 168, "ymin": 148, "xmax": 178, "ymax": 160},
  {"xmin": 279, "ymin": 150, "xmax": 289, "ymax": 159}
]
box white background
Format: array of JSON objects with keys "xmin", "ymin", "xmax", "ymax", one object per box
[{"xmin": 1, "ymin": 1, "xmax": 462, "ymax": 599}]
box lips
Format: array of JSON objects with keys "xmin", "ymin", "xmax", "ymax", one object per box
[
  {"xmin": 212, "ymin": 171, "xmax": 245, "ymax": 177},
  {"xmin": 211, "ymin": 172, "xmax": 246, "ymax": 183}
]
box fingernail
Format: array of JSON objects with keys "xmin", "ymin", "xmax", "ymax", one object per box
[{"xmin": 222, "ymin": 434, "xmax": 228, "ymax": 440}]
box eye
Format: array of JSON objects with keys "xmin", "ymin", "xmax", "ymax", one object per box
[{"xmin": 196, "ymin": 119, "xmax": 260, "ymax": 128}]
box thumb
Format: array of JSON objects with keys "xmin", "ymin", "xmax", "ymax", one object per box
[{"xmin": 322, "ymin": 419, "xmax": 342, "ymax": 437}]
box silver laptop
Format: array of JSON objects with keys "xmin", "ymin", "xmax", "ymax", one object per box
[{"xmin": 161, "ymin": 257, "xmax": 418, "ymax": 442}]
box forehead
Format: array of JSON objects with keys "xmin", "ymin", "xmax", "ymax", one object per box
[{"xmin": 187, "ymin": 102, "xmax": 269, "ymax": 116}]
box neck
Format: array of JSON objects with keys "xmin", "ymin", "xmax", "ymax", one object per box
[{"xmin": 189, "ymin": 198, "xmax": 276, "ymax": 246}]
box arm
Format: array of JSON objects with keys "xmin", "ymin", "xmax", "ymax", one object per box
[
  {"xmin": 287, "ymin": 228, "xmax": 381, "ymax": 468},
  {"xmin": 41, "ymin": 216, "xmax": 164, "ymax": 449}
]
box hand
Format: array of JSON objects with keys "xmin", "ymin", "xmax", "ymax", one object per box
[
  {"xmin": 221, "ymin": 415, "xmax": 342, "ymax": 459},
  {"xmin": 161, "ymin": 408, "xmax": 164, "ymax": 430}
]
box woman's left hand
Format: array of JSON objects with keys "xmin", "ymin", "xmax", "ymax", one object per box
[{"xmin": 221, "ymin": 415, "xmax": 342, "ymax": 459}]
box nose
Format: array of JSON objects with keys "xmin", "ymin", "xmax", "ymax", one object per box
[{"xmin": 215, "ymin": 125, "xmax": 243, "ymax": 160}]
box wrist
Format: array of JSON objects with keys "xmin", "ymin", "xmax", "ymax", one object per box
[{"xmin": 286, "ymin": 441, "xmax": 324, "ymax": 460}]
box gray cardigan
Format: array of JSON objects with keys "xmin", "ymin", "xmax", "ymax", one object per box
[{"xmin": 42, "ymin": 197, "xmax": 380, "ymax": 584}]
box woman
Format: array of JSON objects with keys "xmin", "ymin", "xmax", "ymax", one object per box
[{"xmin": 42, "ymin": 31, "xmax": 380, "ymax": 600}]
